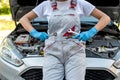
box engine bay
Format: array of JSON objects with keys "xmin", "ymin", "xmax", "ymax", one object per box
[
  {"xmin": 86, "ymin": 35, "xmax": 120, "ymax": 58},
  {"xmin": 9, "ymin": 34, "xmax": 45, "ymax": 57},
  {"xmin": 5, "ymin": 21, "xmax": 119, "ymax": 59},
  {"xmin": 8, "ymin": 29, "xmax": 120, "ymax": 59}
]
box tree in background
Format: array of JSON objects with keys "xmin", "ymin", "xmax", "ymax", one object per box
[{"xmin": 0, "ymin": 0, "xmax": 10, "ymax": 15}]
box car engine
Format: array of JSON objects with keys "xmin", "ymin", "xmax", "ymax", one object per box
[
  {"xmin": 9, "ymin": 34, "xmax": 45, "ymax": 57},
  {"xmin": 86, "ymin": 35, "xmax": 120, "ymax": 58},
  {"xmin": 8, "ymin": 23, "xmax": 120, "ymax": 59}
]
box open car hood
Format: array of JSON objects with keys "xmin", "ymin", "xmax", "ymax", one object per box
[
  {"xmin": 9, "ymin": 0, "xmax": 120, "ymax": 22},
  {"xmin": 9, "ymin": 0, "xmax": 120, "ymax": 35}
]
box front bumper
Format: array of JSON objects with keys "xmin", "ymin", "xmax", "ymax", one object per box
[
  {"xmin": 0, "ymin": 57, "xmax": 44, "ymax": 80},
  {"xmin": 0, "ymin": 57, "xmax": 120, "ymax": 80},
  {"xmin": 86, "ymin": 58, "xmax": 118, "ymax": 80}
]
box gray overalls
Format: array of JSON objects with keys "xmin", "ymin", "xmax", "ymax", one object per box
[{"xmin": 43, "ymin": 0, "xmax": 86, "ymax": 80}]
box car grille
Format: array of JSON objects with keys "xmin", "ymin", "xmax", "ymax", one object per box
[
  {"xmin": 21, "ymin": 69, "xmax": 115, "ymax": 80},
  {"xmin": 21, "ymin": 69, "xmax": 43, "ymax": 80},
  {"xmin": 85, "ymin": 69, "xmax": 115, "ymax": 80}
]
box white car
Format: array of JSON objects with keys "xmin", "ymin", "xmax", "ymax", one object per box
[{"xmin": 0, "ymin": 0, "xmax": 120, "ymax": 80}]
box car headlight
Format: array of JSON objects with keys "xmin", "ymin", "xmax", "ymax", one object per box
[
  {"xmin": 113, "ymin": 51, "xmax": 120, "ymax": 68},
  {"xmin": 114, "ymin": 61, "xmax": 120, "ymax": 69},
  {"xmin": 1, "ymin": 47, "xmax": 23, "ymax": 67}
]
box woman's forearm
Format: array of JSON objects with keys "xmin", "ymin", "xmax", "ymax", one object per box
[
  {"xmin": 91, "ymin": 8, "xmax": 111, "ymax": 31},
  {"xmin": 19, "ymin": 11, "xmax": 38, "ymax": 32},
  {"xmin": 95, "ymin": 14, "xmax": 111, "ymax": 31},
  {"xmin": 19, "ymin": 16, "xmax": 34, "ymax": 32}
]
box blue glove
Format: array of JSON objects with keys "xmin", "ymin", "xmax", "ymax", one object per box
[
  {"xmin": 29, "ymin": 29, "xmax": 49, "ymax": 41},
  {"xmin": 72, "ymin": 27, "xmax": 98, "ymax": 41}
]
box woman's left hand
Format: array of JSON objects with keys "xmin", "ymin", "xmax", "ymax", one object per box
[{"xmin": 72, "ymin": 27, "xmax": 98, "ymax": 41}]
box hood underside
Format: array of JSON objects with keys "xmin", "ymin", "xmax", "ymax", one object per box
[{"xmin": 9, "ymin": 0, "xmax": 120, "ymax": 22}]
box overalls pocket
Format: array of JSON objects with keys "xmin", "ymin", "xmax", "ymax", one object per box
[
  {"xmin": 71, "ymin": 39, "xmax": 86, "ymax": 48},
  {"xmin": 43, "ymin": 37, "xmax": 56, "ymax": 52},
  {"xmin": 68, "ymin": 39, "xmax": 86, "ymax": 55}
]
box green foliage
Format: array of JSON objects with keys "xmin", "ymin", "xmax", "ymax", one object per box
[{"xmin": 0, "ymin": 0, "xmax": 11, "ymax": 15}]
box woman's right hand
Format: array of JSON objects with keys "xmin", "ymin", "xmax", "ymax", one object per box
[{"xmin": 29, "ymin": 29, "xmax": 49, "ymax": 41}]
